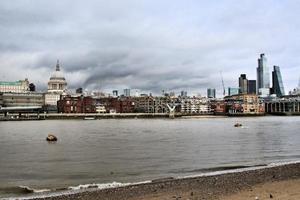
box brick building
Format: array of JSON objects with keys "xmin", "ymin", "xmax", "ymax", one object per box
[
  {"xmin": 57, "ymin": 96, "xmax": 96, "ymax": 113},
  {"xmin": 224, "ymin": 94, "xmax": 264, "ymax": 114}
]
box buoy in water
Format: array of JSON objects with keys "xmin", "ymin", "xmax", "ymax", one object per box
[
  {"xmin": 46, "ymin": 134, "xmax": 57, "ymax": 142},
  {"xmin": 234, "ymin": 123, "xmax": 242, "ymax": 127}
]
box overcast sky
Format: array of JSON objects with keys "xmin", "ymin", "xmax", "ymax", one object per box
[{"xmin": 0, "ymin": 0, "xmax": 299, "ymax": 96}]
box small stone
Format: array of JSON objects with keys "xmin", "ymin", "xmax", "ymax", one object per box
[{"xmin": 255, "ymin": 197, "xmax": 259, "ymax": 200}]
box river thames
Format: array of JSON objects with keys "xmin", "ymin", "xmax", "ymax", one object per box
[{"xmin": 0, "ymin": 116, "xmax": 299, "ymax": 197}]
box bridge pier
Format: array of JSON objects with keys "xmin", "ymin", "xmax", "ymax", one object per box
[{"xmin": 166, "ymin": 104, "xmax": 176, "ymax": 118}]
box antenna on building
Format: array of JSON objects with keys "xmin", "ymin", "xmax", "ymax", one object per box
[{"xmin": 220, "ymin": 71, "xmax": 226, "ymax": 96}]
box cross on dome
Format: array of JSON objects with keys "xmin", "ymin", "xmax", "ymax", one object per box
[{"xmin": 56, "ymin": 60, "xmax": 60, "ymax": 71}]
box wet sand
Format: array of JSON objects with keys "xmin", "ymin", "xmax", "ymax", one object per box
[{"xmin": 30, "ymin": 162, "xmax": 300, "ymax": 200}]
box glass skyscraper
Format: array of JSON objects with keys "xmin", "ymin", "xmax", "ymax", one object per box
[
  {"xmin": 257, "ymin": 53, "xmax": 270, "ymax": 96},
  {"xmin": 207, "ymin": 88, "xmax": 216, "ymax": 98},
  {"xmin": 124, "ymin": 88, "xmax": 131, "ymax": 97},
  {"xmin": 228, "ymin": 87, "xmax": 239, "ymax": 96},
  {"xmin": 247, "ymin": 80, "xmax": 256, "ymax": 94},
  {"xmin": 272, "ymin": 65, "xmax": 285, "ymax": 97},
  {"xmin": 239, "ymin": 74, "xmax": 248, "ymax": 94}
]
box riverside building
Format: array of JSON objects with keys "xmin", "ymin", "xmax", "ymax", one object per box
[
  {"xmin": 0, "ymin": 79, "xmax": 30, "ymax": 93},
  {"xmin": 224, "ymin": 94, "xmax": 265, "ymax": 115},
  {"xmin": 0, "ymin": 92, "xmax": 43, "ymax": 107},
  {"xmin": 180, "ymin": 97, "xmax": 212, "ymax": 114},
  {"xmin": 44, "ymin": 60, "xmax": 68, "ymax": 111},
  {"xmin": 265, "ymin": 95, "xmax": 300, "ymax": 115}
]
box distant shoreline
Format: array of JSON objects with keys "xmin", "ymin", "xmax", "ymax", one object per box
[
  {"xmin": 3, "ymin": 113, "xmax": 298, "ymax": 121},
  {"xmin": 24, "ymin": 161, "xmax": 300, "ymax": 200}
]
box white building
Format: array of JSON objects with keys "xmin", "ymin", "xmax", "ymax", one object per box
[
  {"xmin": 0, "ymin": 79, "xmax": 29, "ymax": 93},
  {"xmin": 181, "ymin": 98, "xmax": 212, "ymax": 114},
  {"xmin": 44, "ymin": 60, "xmax": 67, "ymax": 106}
]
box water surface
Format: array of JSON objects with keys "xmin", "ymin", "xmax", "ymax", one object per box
[{"xmin": 0, "ymin": 116, "xmax": 299, "ymax": 197}]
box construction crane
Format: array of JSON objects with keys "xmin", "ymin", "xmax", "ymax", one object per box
[{"xmin": 220, "ymin": 71, "xmax": 225, "ymax": 96}]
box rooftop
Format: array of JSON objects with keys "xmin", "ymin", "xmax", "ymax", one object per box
[{"xmin": 0, "ymin": 81, "xmax": 23, "ymax": 86}]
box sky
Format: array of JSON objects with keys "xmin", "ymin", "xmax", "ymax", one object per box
[{"xmin": 0, "ymin": 0, "xmax": 299, "ymax": 96}]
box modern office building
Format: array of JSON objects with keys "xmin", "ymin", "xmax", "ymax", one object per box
[
  {"xmin": 257, "ymin": 53, "xmax": 270, "ymax": 96},
  {"xmin": 124, "ymin": 89, "xmax": 131, "ymax": 97},
  {"xmin": 207, "ymin": 88, "xmax": 216, "ymax": 98},
  {"xmin": 239, "ymin": 74, "xmax": 248, "ymax": 94},
  {"xmin": 247, "ymin": 80, "xmax": 256, "ymax": 94},
  {"xmin": 180, "ymin": 90, "xmax": 187, "ymax": 97},
  {"xmin": 272, "ymin": 66, "xmax": 285, "ymax": 97},
  {"xmin": 112, "ymin": 90, "xmax": 118, "ymax": 97},
  {"xmin": 228, "ymin": 87, "xmax": 239, "ymax": 96},
  {"xmin": 0, "ymin": 79, "xmax": 30, "ymax": 93}
]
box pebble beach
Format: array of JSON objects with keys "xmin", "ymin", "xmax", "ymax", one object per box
[{"xmin": 28, "ymin": 162, "xmax": 300, "ymax": 200}]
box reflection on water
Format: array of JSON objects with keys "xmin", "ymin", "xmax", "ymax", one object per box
[{"xmin": 0, "ymin": 116, "xmax": 299, "ymax": 195}]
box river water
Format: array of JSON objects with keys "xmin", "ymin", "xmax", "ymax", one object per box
[{"xmin": 0, "ymin": 116, "xmax": 299, "ymax": 198}]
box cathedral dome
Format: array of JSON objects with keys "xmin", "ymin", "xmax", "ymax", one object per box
[
  {"xmin": 50, "ymin": 60, "xmax": 66, "ymax": 80},
  {"xmin": 47, "ymin": 60, "xmax": 67, "ymax": 93}
]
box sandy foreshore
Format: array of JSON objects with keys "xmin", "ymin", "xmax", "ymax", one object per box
[{"xmin": 29, "ymin": 162, "xmax": 300, "ymax": 200}]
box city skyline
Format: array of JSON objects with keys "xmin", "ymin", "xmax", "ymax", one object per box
[{"xmin": 0, "ymin": 1, "xmax": 299, "ymax": 96}]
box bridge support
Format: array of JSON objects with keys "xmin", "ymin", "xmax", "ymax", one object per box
[{"xmin": 166, "ymin": 104, "xmax": 176, "ymax": 118}]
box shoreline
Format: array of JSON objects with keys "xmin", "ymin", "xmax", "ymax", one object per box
[
  {"xmin": 2, "ymin": 113, "xmax": 299, "ymax": 121},
  {"xmin": 18, "ymin": 161, "xmax": 300, "ymax": 200}
]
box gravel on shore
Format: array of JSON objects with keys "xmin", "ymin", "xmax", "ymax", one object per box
[{"xmin": 30, "ymin": 162, "xmax": 300, "ymax": 200}]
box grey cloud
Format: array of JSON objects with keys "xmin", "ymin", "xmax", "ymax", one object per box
[{"xmin": 0, "ymin": 0, "xmax": 299, "ymax": 96}]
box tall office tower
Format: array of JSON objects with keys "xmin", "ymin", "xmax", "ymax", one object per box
[
  {"xmin": 272, "ymin": 66, "xmax": 285, "ymax": 97},
  {"xmin": 247, "ymin": 80, "xmax": 256, "ymax": 94},
  {"xmin": 228, "ymin": 87, "xmax": 239, "ymax": 96},
  {"xmin": 180, "ymin": 90, "xmax": 187, "ymax": 97},
  {"xmin": 207, "ymin": 88, "xmax": 216, "ymax": 98},
  {"xmin": 124, "ymin": 89, "xmax": 131, "ymax": 97},
  {"xmin": 257, "ymin": 53, "xmax": 270, "ymax": 96},
  {"xmin": 112, "ymin": 90, "xmax": 118, "ymax": 97},
  {"xmin": 239, "ymin": 74, "xmax": 248, "ymax": 94}
]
